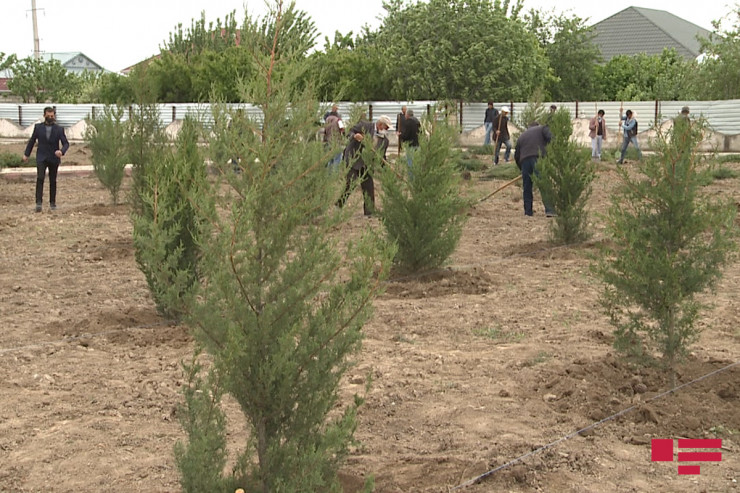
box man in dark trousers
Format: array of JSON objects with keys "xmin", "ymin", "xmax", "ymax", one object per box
[
  {"xmin": 337, "ymin": 115, "xmax": 391, "ymax": 217},
  {"xmin": 400, "ymin": 109, "xmax": 421, "ymax": 168},
  {"xmin": 493, "ymin": 106, "xmax": 511, "ymax": 165},
  {"xmin": 23, "ymin": 107, "xmax": 70, "ymax": 212},
  {"xmin": 395, "ymin": 106, "xmax": 407, "ymax": 139},
  {"xmin": 514, "ymin": 121, "xmax": 555, "ymax": 217},
  {"xmin": 483, "ymin": 101, "xmax": 498, "ymax": 146}
]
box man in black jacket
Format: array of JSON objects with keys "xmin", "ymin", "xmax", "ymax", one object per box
[
  {"xmin": 514, "ymin": 121, "xmax": 555, "ymax": 217},
  {"xmin": 483, "ymin": 101, "xmax": 498, "ymax": 146},
  {"xmin": 336, "ymin": 115, "xmax": 391, "ymax": 216},
  {"xmin": 400, "ymin": 109, "xmax": 421, "ymax": 168},
  {"xmin": 23, "ymin": 107, "xmax": 70, "ymax": 212}
]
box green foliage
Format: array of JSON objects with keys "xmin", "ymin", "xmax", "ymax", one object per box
[
  {"xmin": 174, "ymin": 350, "xmax": 231, "ymax": 493},
  {"xmin": 379, "ymin": 0, "xmax": 548, "ymax": 101},
  {"xmin": 711, "ymin": 165, "xmax": 739, "ymax": 180},
  {"xmin": 486, "ymin": 162, "xmax": 520, "ymax": 180},
  {"xmin": 305, "ymin": 32, "xmax": 392, "ymax": 101},
  {"xmin": 6, "ymin": 56, "xmax": 82, "ymax": 103},
  {"xmin": 514, "ymin": 88, "xmax": 548, "ymax": 129},
  {"xmin": 131, "ymin": 116, "xmax": 211, "ymax": 320},
  {"xmin": 380, "ymin": 114, "xmax": 470, "ymax": 274},
  {"xmin": 715, "ymin": 154, "xmax": 740, "ymax": 164},
  {"xmin": 535, "ymin": 109, "xmax": 596, "ymax": 244},
  {"xmin": 126, "ymin": 101, "xmax": 169, "ymax": 216},
  {"xmin": 595, "ymin": 50, "xmax": 695, "ymax": 101},
  {"xmin": 593, "ymin": 117, "xmax": 737, "ymax": 377},
  {"xmin": 84, "ymin": 105, "xmax": 128, "ymax": 204},
  {"xmin": 179, "ymin": 5, "xmax": 393, "ymax": 491},
  {"xmin": 449, "ymin": 149, "xmax": 487, "ymax": 171},
  {"xmin": 146, "ymin": 3, "xmax": 317, "ymax": 103},
  {"xmin": 0, "ymin": 151, "xmax": 27, "ymax": 168},
  {"xmin": 695, "ymin": 7, "xmax": 740, "ymax": 99},
  {"xmin": 527, "ymin": 11, "xmax": 600, "ymax": 101},
  {"xmin": 96, "ymin": 71, "xmax": 137, "ymax": 105}
]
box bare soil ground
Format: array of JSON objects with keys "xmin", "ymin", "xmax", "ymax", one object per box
[{"xmin": 1, "ymin": 142, "xmax": 738, "ymax": 493}]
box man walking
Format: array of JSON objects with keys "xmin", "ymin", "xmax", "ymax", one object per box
[
  {"xmin": 483, "ymin": 101, "xmax": 498, "ymax": 146},
  {"xmin": 514, "ymin": 121, "xmax": 555, "ymax": 217},
  {"xmin": 617, "ymin": 109, "xmax": 641, "ymax": 164},
  {"xmin": 23, "ymin": 107, "xmax": 69, "ymax": 212},
  {"xmin": 337, "ymin": 115, "xmax": 392, "ymax": 217},
  {"xmin": 589, "ymin": 109, "xmax": 607, "ymax": 161},
  {"xmin": 493, "ymin": 106, "xmax": 511, "ymax": 165}
]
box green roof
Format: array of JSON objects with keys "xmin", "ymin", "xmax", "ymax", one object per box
[{"xmin": 592, "ymin": 6, "xmax": 712, "ymax": 61}]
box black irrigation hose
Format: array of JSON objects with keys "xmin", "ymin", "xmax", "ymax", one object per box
[{"xmin": 451, "ymin": 360, "xmax": 740, "ymax": 490}]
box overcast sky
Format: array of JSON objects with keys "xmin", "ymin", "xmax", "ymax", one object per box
[{"xmin": 1, "ymin": 1, "xmax": 736, "ymax": 72}]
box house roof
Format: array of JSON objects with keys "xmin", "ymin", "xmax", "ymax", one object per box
[
  {"xmin": 592, "ymin": 6, "xmax": 712, "ymax": 62},
  {"xmin": 40, "ymin": 52, "xmax": 107, "ymax": 73}
]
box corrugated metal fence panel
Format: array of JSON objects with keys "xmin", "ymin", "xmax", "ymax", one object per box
[
  {"xmin": 0, "ymin": 105, "xmax": 20, "ymax": 123},
  {"xmin": 19, "ymin": 104, "xmax": 49, "ymax": 127},
  {"xmin": 3, "ymin": 100, "xmax": 740, "ymax": 135},
  {"xmin": 688, "ymin": 100, "xmax": 740, "ymax": 134},
  {"xmin": 53, "ymin": 104, "xmax": 95, "ymax": 127}
]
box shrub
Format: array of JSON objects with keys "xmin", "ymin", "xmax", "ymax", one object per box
[
  {"xmin": 176, "ymin": 8, "xmax": 393, "ymax": 492},
  {"xmin": 380, "ymin": 113, "xmax": 470, "ymax": 274},
  {"xmin": 593, "ymin": 117, "xmax": 737, "ymax": 384},
  {"xmin": 131, "ymin": 116, "xmax": 211, "ymax": 320},
  {"xmin": 0, "ymin": 151, "xmax": 26, "ymax": 168},
  {"xmin": 535, "ymin": 109, "xmax": 596, "ymax": 244},
  {"xmin": 84, "ymin": 105, "xmax": 128, "ymax": 205}
]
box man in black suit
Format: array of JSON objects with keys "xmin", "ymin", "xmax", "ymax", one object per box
[{"xmin": 23, "ymin": 107, "xmax": 69, "ymax": 212}]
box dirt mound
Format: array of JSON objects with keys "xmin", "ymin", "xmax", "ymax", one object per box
[{"xmin": 384, "ymin": 267, "xmax": 493, "ymax": 298}]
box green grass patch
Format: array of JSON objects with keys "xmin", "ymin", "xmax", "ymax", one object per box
[
  {"xmin": 715, "ymin": 154, "xmax": 740, "ymax": 164},
  {"xmin": 711, "ymin": 165, "xmax": 739, "ymax": 180},
  {"xmin": 0, "ymin": 151, "xmax": 30, "ymax": 169},
  {"xmin": 473, "ymin": 326, "xmax": 526, "ymax": 342},
  {"xmin": 464, "ymin": 145, "xmax": 493, "ymax": 155},
  {"xmin": 485, "ymin": 162, "xmax": 520, "ymax": 180},
  {"xmin": 521, "ymin": 350, "xmax": 552, "ymax": 367},
  {"xmin": 450, "ymin": 149, "xmax": 488, "ymax": 172}
]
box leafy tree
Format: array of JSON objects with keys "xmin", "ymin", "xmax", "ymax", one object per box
[
  {"xmin": 593, "ymin": 117, "xmax": 737, "ymax": 384},
  {"xmin": 380, "ymin": 112, "xmax": 470, "ymax": 273},
  {"xmin": 695, "ymin": 7, "xmax": 740, "ymax": 99},
  {"xmin": 305, "ymin": 31, "xmax": 392, "ymax": 101},
  {"xmin": 176, "ymin": 3, "xmax": 393, "ymax": 491},
  {"xmin": 84, "ymin": 105, "xmax": 129, "ymax": 205},
  {"xmin": 6, "ymin": 56, "xmax": 81, "ymax": 103},
  {"xmin": 534, "ymin": 108, "xmax": 595, "ymax": 244},
  {"xmin": 595, "ymin": 50, "xmax": 694, "ymax": 101},
  {"xmin": 527, "ymin": 10, "xmax": 600, "ymax": 101},
  {"xmin": 378, "ymin": 0, "xmax": 548, "ymax": 101},
  {"xmin": 96, "ymin": 71, "xmax": 137, "ymax": 105}
]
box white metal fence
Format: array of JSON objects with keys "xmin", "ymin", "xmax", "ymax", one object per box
[{"xmin": 2, "ymin": 100, "xmax": 739, "ymax": 135}]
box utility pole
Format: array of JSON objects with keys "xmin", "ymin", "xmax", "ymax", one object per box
[{"xmin": 32, "ymin": 0, "xmax": 40, "ymax": 59}]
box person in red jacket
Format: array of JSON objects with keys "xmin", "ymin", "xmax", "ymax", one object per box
[{"xmin": 23, "ymin": 107, "xmax": 70, "ymax": 212}]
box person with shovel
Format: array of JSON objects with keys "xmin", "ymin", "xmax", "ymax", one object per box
[{"xmin": 493, "ymin": 106, "xmax": 511, "ymax": 165}]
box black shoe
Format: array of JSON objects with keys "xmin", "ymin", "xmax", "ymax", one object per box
[
  {"xmin": 50, "ymin": 204, "xmax": 57, "ymax": 211},
  {"xmin": 35, "ymin": 204, "xmax": 42, "ymax": 213}
]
